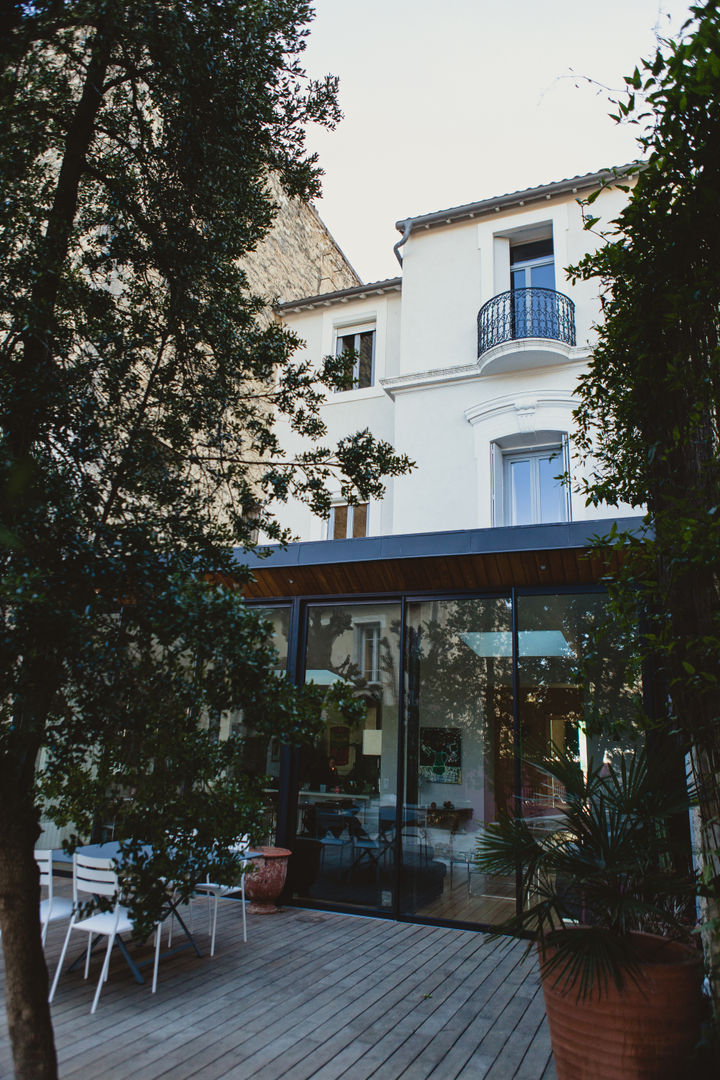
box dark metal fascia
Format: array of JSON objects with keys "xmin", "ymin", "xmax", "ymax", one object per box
[{"xmin": 235, "ymin": 517, "xmax": 648, "ymax": 572}]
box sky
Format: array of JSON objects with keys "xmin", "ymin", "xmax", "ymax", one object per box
[{"xmin": 301, "ymin": 0, "xmax": 693, "ymax": 282}]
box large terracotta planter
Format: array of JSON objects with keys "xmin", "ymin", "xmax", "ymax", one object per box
[
  {"xmin": 245, "ymin": 846, "xmax": 291, "ymax": 914},
  {"xmin": 540, "ymin": 931, "xmax": 705, "ymax": 1080}
]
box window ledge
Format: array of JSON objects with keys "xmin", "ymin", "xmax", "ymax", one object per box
[{"xmin": 325, "ymin": 386, "xmax": 388, "ymax": 404}]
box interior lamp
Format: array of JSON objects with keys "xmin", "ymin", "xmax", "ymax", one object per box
[{"xmin": 362, "ymin": 729, "xmax": 383, "ymax": 756}]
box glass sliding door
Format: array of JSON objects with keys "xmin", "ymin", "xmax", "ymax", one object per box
[
  {"xmin": 516, "ymin": 592, "xmax": 641, "ymax": 820},
  {"xmin": 402, "ymin": 597, "xmax": 516, "ymax": 924},
  {"xmin": 292, "ymin": 601, "xmax": 401, "ymax": 911},
  {"xmin": 227, "ymin": 609, "xmax": 289, "ymax": 842},
  {"xmin": 275, "ymin": 589, "xmax": 643, "ymax": 926}
]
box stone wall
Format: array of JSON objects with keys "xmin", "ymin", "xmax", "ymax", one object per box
[{"xmin": 242, "ymin": 175, "xmax": 361, "ymax": 304}]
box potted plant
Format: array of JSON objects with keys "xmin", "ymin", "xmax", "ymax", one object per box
[{"xmin": 475, "ymin": 748, "xmax": 707, "ymax": 1079}]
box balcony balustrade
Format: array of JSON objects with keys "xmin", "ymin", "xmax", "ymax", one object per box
[{"xmin": 477, "ymin": 286, "xmax": 576, "ymax": 359}]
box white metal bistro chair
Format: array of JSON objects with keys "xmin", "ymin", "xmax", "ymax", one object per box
[
  {"xmin": 349, "ymin": 806, "xmax": 394, "ymax": 877},
  {"xmin": 194, "ymin": 835, "xmax": 250, "ymax": 957},
  {"xmin": 48, "ymin": 852, "xmax": 163, "ymax": 1014},
  {"xmin": 35, "ymin": 849, "xmax": 74, "ymax": 946}
]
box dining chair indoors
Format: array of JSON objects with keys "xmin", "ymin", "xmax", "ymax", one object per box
[
  {"xmin": 49, "ymin": 852, "xmax": 163, "ymax": 1014},
  {"xmin": 194, "ymin": 835, "xmax": 250, "ymax": 956},
  {"xmin": 35, "ymin": 849, "xmax": 74, "ymax": 946}
]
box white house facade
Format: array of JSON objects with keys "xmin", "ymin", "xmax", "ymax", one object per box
[
  {"xmin": 271, "ymin": 168, "xmax": 638, "ymax": 544},
  {"xmin": 239, "ymin": 170, "xmax": 657, "ymax": 931}
]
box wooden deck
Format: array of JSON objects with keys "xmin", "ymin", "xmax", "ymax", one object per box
[{"xmin": 1, "ymin": 898, "xmax": 556, "ymax": 1079}]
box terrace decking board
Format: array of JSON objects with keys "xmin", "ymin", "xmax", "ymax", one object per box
[
  {"xmin": 445, "ymin": 975, "xmax": 542, "ymax": 1079},
  {"xmin": 174, "ymin": 924, "xmax": 463, "ymax": 1079},
  {"xmin": 296, "ymin": 937, "xmax": 511, "ymax": 1080},
  {"xmin": 52, "ymin": 912, "xmax": 344, "ymax": 1046},
  {"xmin": 354, "ymin": 940, "xmax": 524, "ymax": 1080},
  {"xmin": 397, "ymin": 942, "xmax": 532, "ymax": 1080},
  {"xmin": 0, "ymin": 899, "xmax": 556, "ymax": 1079},
  {"xmin": 64, "ymin": 916, "xmax": 433, "ymax": 1080},
  {"xmin": 141, "ymin": 924, "xmax": 433, "ymax": 1077},
  {"xmin": 479, "ymin": 983, "xmax": 549, "ymax": 1080},
  {"xmin": 31, "ymin": 911, "xmax": 354, "ymax": 1076},
  {"xmin": 62, "ymin": 911, "xmax": 388, "ymax": 1079},
  {"xmin": 503, "ymin": 992, "xmax": 554, "ymax": 1080},
  {"xmin": 249, "ymin": 929, "xmax": 477, "ymax": 1080}
]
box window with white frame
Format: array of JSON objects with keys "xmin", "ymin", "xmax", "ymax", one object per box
[
  {"xmin": 335, "ymin": 324, "xmax": 375, "ymax": 390},
  {"xmin": 509, "ymin": 235, "xmax": 556, "ymax": 339},
  {"xmin": 328, "ymin": 501, "xmax": 369, "ymax": 539},
  {"xmin": 509, "ymin": 236, "xmax": 555, "ymax": 291},
  {"xmin": 491, "ymin": 432, "xmax": 570, "ymax": 526},
  {"xmin": 356, "ymin": 622, "xmax": 381, "ymax": 682}
]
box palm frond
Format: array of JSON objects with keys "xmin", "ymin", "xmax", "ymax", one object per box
[{"xmin": 473, "ymin": 744, "xmax": 695, "ymax": 997}]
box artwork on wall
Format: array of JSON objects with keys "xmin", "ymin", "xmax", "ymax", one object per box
[{"xmin": 419, "ymin": 727, "xmax": 462, "ymax": 784}]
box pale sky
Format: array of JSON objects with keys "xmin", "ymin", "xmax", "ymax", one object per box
[{"xmin": 302, "ymin": 0, "xmax": 692, "ymax": 282}]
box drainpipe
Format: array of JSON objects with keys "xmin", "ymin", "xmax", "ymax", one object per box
[{"xmin": 393, "ymin": 218, "xmax": 413, "ymax": 266}]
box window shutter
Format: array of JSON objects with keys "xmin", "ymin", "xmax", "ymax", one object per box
[
  {"xmin": 490, "ymin": 442, "xmax": 499, "ymax": 526},
  {"xmin": 561, "ymin": 433, "xmax": 571, "ymax": 521}
]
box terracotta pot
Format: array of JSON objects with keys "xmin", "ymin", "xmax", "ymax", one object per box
[
  {"xmin": 245, "ymin": 846, "xmax": 291, "ymax": 914},
  {"xmin": 540, "ymin": 931, "xmax": 705, "ymax": 1080}
]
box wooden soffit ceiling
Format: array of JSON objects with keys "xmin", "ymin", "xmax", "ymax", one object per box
[{"xmin": 237, "ymin": 519, "xmax": 641, "ymax": 600}]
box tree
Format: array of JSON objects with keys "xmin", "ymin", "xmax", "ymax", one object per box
[
  {"xmin": 0, "ymin": 3, "xmax": 411, "ymax": 1077},
  {"xmin": 570, "ymin": 0, "xmax": 720, "ymax": 1024}
]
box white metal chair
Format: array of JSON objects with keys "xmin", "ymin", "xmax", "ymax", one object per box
[
  {"xmin": 194, "ymin": 835, "xmax": 250, "ymax": 957},
  {"xmin": 49, "ymin": 852, "xmax": 163, "ymax": 1013},
  {"xmin": 349, "ymin": 807, "xmax": 394, "ymax": 876},
  {"xmin": 401, "ymin": 807, "xmax": 429, "ymax": 866},
  {"xmin": 35, "ymin": 849, "xmax": 74, "ymax": 946}
]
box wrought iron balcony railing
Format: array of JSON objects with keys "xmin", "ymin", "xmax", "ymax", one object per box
[{"xmin": 477, "ymin": 287, "xmax": 576, "ymax": 358}]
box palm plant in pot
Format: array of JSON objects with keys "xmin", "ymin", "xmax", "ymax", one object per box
[{"xmin": 476, "ymin": 747, "xmax": 708, "ymax": 1080}]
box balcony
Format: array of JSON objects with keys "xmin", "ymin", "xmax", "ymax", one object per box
[{"xmin": 477, "ymin": 287, "xmax": 576, "ymax": 374}]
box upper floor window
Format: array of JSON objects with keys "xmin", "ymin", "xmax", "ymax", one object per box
[
  {"xmin": 328, "ymin": 501, "xmax": 369, "ymax": 539},
  {"xmin": 510, "ymin": 237, "xmax": 554, "ymax": 291},
  {"xmin": 335, "ymin": 324, "xmax": 375, "ymax": 390},
  {"xmin": 492, "ymin": 432, "xmax": 570, "ymax": 527},
  {"xmin": 356, "ymin": 622, "xmax": 381, "ymax": 682},
  {"xmin": 509, "ymin": 238, "xmax": 556, "ymax": 342},
  {"xmin": 479, "ymin": 231, "xmax": 575, "ymax": 359},
  {"xmin": 503, "ymin": 446, "xmax": 566, "ymax": 525}
]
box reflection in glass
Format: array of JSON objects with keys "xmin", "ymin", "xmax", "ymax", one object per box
[
  {"xmin": 233, "ymin": 606, "xmax": 291, "ymax": 841},
  {"xmin": 517, "ymin": 592, "xmax": 641, "ymax": 820},
  {"xmin": 537, "ymin": 452, "xmax": 565, "ymax": 523},
  {"xmin": 292, "ymin": 603, "xmax": 401, "ymax": 911},
  {"xmin": 505, "ymin": 449, "xmax": 566, "ymax": 526},
  {"xmin": 510, "ymin": 458, "xmax": 532, "ymax": 524},
  {"xmin": 263, "ymin": 591, "xmax": 642, "ymax": 929},
  {"xmin": 403, "ymin": 598, "xmax": 515, "ymax": 924}
]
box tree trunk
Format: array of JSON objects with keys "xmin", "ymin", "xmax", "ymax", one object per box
[
  {"xmin": 10, "ymin": 15, "xmax": 113, "ymax": 462},
  {"xmin": 1, "ymin": 25, "xmax": 112, "ymax": 1072},
  {"xmin": 0, "ymin": 808, "xmax": 58, "ymax": 1080}
]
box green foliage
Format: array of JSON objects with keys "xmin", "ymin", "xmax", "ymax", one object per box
[
  {"xmin": 322, "ymin": 679, "xmax": 369, "ymax": 728},
  {"xmin": 567, "ymin": 4, "xmax": 720, "ymax": 1019},
  {"xmin": 570, "ymin": 0, "xmax": 720, "ymax": 683},
  {"xmin": 0, "ymin": 0, "xmax": 412, "ymax": 938},
  {"xmin": 476, "ymin": 749, "xmax": 696, "ymax": 999}
]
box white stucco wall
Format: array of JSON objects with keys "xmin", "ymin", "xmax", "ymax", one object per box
[
  {"xmin": 398, "ymin": 181, "xmax": 630, "ymax": 376},
  {"xmin": 390, "ymin": 365, "xmax": 579, "ymax": 533},
  {"xmin": 266, "ymin": 292, "xmax": 402, "ymax": 541},
  {"xmin": 271, "ymin": 178, "xmax": 642, "ymax": 542}
]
